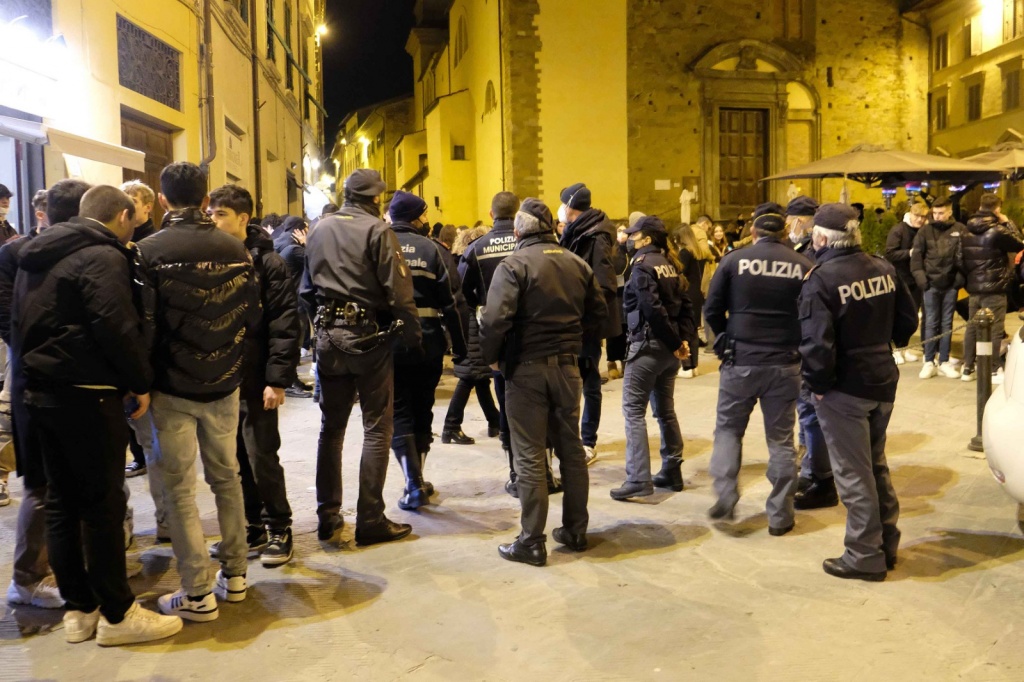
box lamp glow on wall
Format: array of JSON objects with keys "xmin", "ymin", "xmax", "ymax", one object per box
[
  {"xmin": 980, "ymin": 0, "xmax": 1003, "ymax": 52},
  {"xmin": 359, "ymin": 136, "xmax": 370, "ymax": 166}
]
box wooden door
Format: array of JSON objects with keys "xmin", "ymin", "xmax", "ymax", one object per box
[
  {"xmin": 121, "ymin": 116, "xmax": 173, "ymax": 226},
  {"xmin": 718, "ymin": 108, "xmax": 768, "ymax": 220}
]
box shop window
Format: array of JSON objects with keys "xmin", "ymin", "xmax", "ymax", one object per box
[
  {"xmin": 967, "ymin": 82, "xmax": 983, "ymax": 121},
  {"xmin": 934, "ymin": 33, "xmax": 948, "ymax": 71}
]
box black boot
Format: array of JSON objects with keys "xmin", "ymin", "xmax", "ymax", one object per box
[
  {"xmin": 652, "ymin": 462, "xmax": 684, "ymax": 492},
  {"xmin": 487, "ymin": 423, "xmax": 500, "ymax": 438},
  {"xmin": 393, "ymin": 435, "xmax": 428, "ymax": 511},
  {"xmin": 441, "ymin": 428, "xmax": 475, "ymax": 445},
  {"xmin": 794, "ymin": 475, "xmax": 839, "ymax": 510},
  {"xmin": 415, "ymin": 433, "xmax": 435, "ymax": 497}
]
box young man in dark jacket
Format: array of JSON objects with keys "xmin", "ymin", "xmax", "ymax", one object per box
[
  {"xmin": 12, "ymin": 185, "xmax": 182, "ymax": 644},
  {"xmin": 273, "ymin": 216, "xmax": 313, "ymax": 398},
  {"xmin": 208, "ymin": 185, "xmax": 300, "ymax": 566},
  {"xmin": 911, "ymin": 198, "xmax": 964, "ymax": 379},
  {"xmin": 957, "ymin": 193, "xmax": 1024, "ymax": 382},
  {"xmin": 884, "ymin": 203, "xmax": 927, "ymax": 364},
  {"xmin": 558, "ymin": 183, "xmax": 620, "ymax": 465},
  {"xmin": 138, "ymin": 163, "xmax": 260, "ymax": 623}
]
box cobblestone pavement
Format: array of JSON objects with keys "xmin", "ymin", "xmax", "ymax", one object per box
[{"xmin": 2, "ymin": 327, "xmax": 1024, "ymax": 681}]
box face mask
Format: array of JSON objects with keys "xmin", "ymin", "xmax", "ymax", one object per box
[
  {"xmin": 626, "ymin": 238, "xmax": 639, "ymax": 257},
  {"xmin": 557, "ymin": 203, "xmax": 567, "ymax": 224}
]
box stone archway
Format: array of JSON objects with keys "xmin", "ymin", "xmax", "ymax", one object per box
[{"xmin": 691, "ymin": 40, "xmax": 819, "ymax": 219}]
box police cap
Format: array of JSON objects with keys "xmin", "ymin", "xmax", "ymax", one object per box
[
  {"xmin": 786, "ymin": 195, "xmax": 819, "ymax": 217},
  {"xmin": 752, "ymin": 202, "xmax": 786, "ymax": 232},
  {"xmin": 814, "ymin": 203, "xmax": 860, "ymax": 232},
  {"xmin": 624, "ymin": 215, "xmax": 666, "ymax": 236},
  {"xmin": 344, "ymin": 169, "xmax": 386, "ymax": 197}
]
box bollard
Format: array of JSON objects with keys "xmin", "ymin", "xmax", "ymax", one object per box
[{"xmin": 969, "ymin": 307, "xmax": 994, "ymax": 452}]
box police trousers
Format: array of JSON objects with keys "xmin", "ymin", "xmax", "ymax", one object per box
[
  {"xmin": 506, "ymin": 361, "xmax": 588, "ymax": 546},
  {"xmin": 622, "ymin": 340, "xmax": 682, "ymax": 484},
  {"xmin": 813, "ymin": 390, "xmax": 900, "ymax": 573},
  {"xmin": 708, "ymin": 363, "xmax": 800, "ymax": 529},
  {"xmin": 315, "ymin": 337, "xmax": 393, "ymax": 531}
]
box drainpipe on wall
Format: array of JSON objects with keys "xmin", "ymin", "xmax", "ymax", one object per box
[
  {"xmin": 249, "ymin": 0, "xmax": 264, "ymax": 215},
  {"xmin": 199, "ymin": 0, "xmax": 218, "ymax": 175}
]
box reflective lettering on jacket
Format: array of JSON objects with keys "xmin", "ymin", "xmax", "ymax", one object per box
[
  {"xmin": 837, "ymin": 274, "xmax": 896, "ymax": 305},
  {"xmin": 737, "ymin": 258, "xmax": 804, "ymax": 279},
  {"xmin": 653, "ymin": 263, "xmax": 677, "ymax": 279},
  {"xmin": 480, "ymin": 235, "xmax": 517, "ymax": 257},
  {"xmin": 401, "ymin": 242, "xmax": 428, "ymax": 270}
]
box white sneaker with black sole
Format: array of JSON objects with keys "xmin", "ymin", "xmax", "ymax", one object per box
[
  {"xmin": 938, "ymin": 361, "xmax": 961, "ymax": 379},
  {"xmin": 158, "ymin": 590, "xmax": 219, "ymax": 622},
  {"xmin": 214, "ymin": 570, "xmax": 247, "ymax": 603},
  {"xmin": 97, "ymin": 602, "xmax": 182, "ymax": 646},
  {"xmin": 63, "ymin": 609, "xmax": 100, "ymax": 643}
]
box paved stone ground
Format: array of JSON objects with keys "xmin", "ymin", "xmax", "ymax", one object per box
[{"xmin": 3, "ymin": 326, "xmax": 1024, "ymax": 681}]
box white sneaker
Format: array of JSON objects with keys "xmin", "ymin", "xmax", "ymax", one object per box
[
  {"xmin": 214, "ymin": 570, "xmax": 247, "ymax": 603},
  {"xmin": 583, "ymin": 446, "xmax": 598, "ymax": 467},
  {"xmin": 7, "ymin": 577, "xmax": 65, "ymax": 609},
  {"xmin": 919, "ymin": 362, "xmax": 938, "ymax": 379},
  {"xmin": 125, "ymin": 557, "xmax": 144, "ymax": 579},
  {"xmin": 903, "ymin": 349, "xmax": 921, "ymax": 362},
  {"xmin": 938, "ymin": 361, "xmax": 961, "ymax": 379},
  {"xmin": 309, "ymin": 362, "xmax": 317, "ymax": 379},
  {"xmin": 948, "ymin": 357, "xmax": 962, "ymax": 367},
  {"xmin": 678, "ymin": 368, "xmax": 697, "ymax": 379},
  {"xmin": 961, "ymin": 368, "xmax": 976, "ymax": 382},
  {"xmin": 63, "ymin": 608, "xmax": 100, "ymax": 643},
  {"xmin": 97, "ymin": 602, "xmax": 182, "ymax": 646},
  {"xmin": 158, "ymin": 589, "xmax": 219, "ymax": 622},
  {"xmin": 892, "ymin": 350, "xmax": 905, "ymax": 365}
]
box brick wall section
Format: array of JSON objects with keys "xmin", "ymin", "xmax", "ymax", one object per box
[
  {"xmin": 500, "ymin": 0, "xmax": 542, "ymax": 198},
  {"xmin": 625, "ymin": 0, "xmax": 928, "ymax": 215}
]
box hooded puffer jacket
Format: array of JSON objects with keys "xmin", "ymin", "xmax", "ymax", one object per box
[
  {"xmin": 137, "ymin": 208, "xmax": 261, "ymax": 402},
  {"xmin": 957, "ymin": 210, "xmax": 1024, "ymax": 295}
]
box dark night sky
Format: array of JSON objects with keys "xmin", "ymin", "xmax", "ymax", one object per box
[{"xmin": 322, "ymin": 0, "xmax": 416, "ymax": 143}]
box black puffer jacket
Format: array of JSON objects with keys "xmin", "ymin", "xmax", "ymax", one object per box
[
  {"xmin": 243, "ymin": 224, "xmax": 300, "ymax": 395},
  {"xmin": 911, "ymin": 220, "xmax": 963, "ymax": 291},
  {"xmin": 0, "ymin": 232, "xmax": 35, "ymax": 344},
  {"xmin": 956, "ymin": 211, "xmax": 1024, "ymax": 295},
  {"xmin": 137, "ymin": 208, "xmax": 260, "ymax": 402},
  {"xmin": 11, "ymin": 217, "xmax": 151, "ymax": 394},
  {"xmin": 455, "ymin": 314, "xmax": 490, "ymax": 381},
  {"xmin": 884, "ymin": 220, "xmax": 919, "ymax": 290},
  {"xmin": 560, "ymin": 208, "xmax": 622, "ymax": 350}
]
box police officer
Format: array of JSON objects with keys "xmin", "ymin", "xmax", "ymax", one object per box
[
  {"xmin": 705, "ymin": 203, "xmax": 813, "ymax": 535},
  {"xmin": 301, "ymin": 169, "xmax": 422, "ymax": 546},
  {"xmin": 610, "ymin": 215, "xmax": 694, "ymax": 501},
  {"xmin": 480, "ymin": 199, "xmax": 607, "ymax": 566},
  {"xmin": 799, "ymin": 203, "xmax": 918, "ymax": 581},
  {"xmin": 386, "ymin": 190, "xmax": 467, "ymax": 510},
  {"xmin": 786, "ymin": 196, "xmax": 839, "ymax": 510}
]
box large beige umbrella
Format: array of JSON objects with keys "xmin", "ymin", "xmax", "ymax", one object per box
[
  {"xmin": 762, "ymin": 144, "xmax": 1004, "ymax": 187},
  {"xmin": 965, "ymin": 143, "xmax": 1024, "ymax": 180}
]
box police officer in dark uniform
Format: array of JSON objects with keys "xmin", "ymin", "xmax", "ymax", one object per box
[
  {"xmin": 705, "ymin": 203, "xmax": 813, "ymax": 535},
  {"xmin": 609, "ymin": 215, "xmax": 694, "ymax": 501},
  {"xmin": 459, "ymin": 192, "xmax": 520, "ymax": 491},
  {"xmin": 386, "ymin": 191, "xmax": 467, "ymax": 510},
  {"xmin": 301, "ymin": 169, "xmax": 422, "ymax": 546},
  {"xmin": 480, "ymin": 199, "xmax": 607, "ymax": 566},
  {"xmin": 799, "ymin": 203, "xmax": 918, "ymax": 581}
]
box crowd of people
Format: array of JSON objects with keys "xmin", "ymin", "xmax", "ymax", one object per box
[{"xmin": 0, "ymin": 163, "xmax": 1017, "ymax": 648}]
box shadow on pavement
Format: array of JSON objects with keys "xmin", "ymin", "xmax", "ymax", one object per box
[
  {"xmin": 581, "ymin": 521, "xmax": 711, "ymax": 562},
  {"xmin": 891, "ymin": 529, "xmax": 1024, "ymax": 582},
  {"xmin": 893, "ymin": 464, "xmax": 958, "ymax": 518}
]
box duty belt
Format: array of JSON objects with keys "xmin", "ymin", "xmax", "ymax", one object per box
[
  {"xmin": 519, "ymin": 353, "xmax": 577, "ymax": 367},
  {"xmin": 315, "ymin": 301, "xmax": 374, "ymax": 329}
]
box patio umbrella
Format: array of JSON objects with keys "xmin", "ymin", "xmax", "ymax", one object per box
[
  {"xmin": 964, "ymin": 143, "xmax": 1024, "ymax": 181},
  {"xmin": 762, "ymin": 144, "xmax": 1004, "ymax": 187}
]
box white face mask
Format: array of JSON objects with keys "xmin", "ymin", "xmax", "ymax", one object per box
[{"xmin": 557, "ymin": 203, "xmax": 567, "ymax": 224}]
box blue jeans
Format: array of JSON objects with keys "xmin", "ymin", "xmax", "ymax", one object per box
[
  {"xmin": 922, "ymin": 287, "xmax": 956, "ymax": 364},
  {"xmin": 798, "ymin": 386, "xmax": 832, "ymax": 480}
]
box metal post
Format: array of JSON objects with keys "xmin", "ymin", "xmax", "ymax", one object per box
[{"xmin": 969, "ymin": 308, "xmax": 994, "ymax": 452}]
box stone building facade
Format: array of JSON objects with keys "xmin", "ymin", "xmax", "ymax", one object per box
[{"xmin": 402, "ymin": 0, "xmax": 930, "ymax": 224}]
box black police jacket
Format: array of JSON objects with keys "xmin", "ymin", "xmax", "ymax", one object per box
[
  {"xmin": 623, "ymin": 245, "xmax": 696, "ymax": 352},
  {"xmin": 11, "ymin": 217, "xmax": 152, "ymax": 395},
  {"xmin": 242, "ymin": 224, "xmax": 300, "ymax": 394},
  {"xmin": 390, "ymin": 221, "xmax": 467, "ymax": 363},
  {"xmin": 704, "ymin": 234, "xmax": 812, "ymax": 365},
  {"xmin": 301, "ymin": 202, "xmax": 421, "ymax": 350},
  {"xmin": 911, "ymin": 220, "xmax": 963, "ymax": 291},
  {"xmin": 799, "ymin": 245, "xmax": 918, "ymax": 402},
  {"xmin": 480, "ymin": 233, "xmax": 608, "ymax": 367},
  {"xmin": 956, "ymin": 211, "xmax": 1024, "ymax": 295},
  {"xmin": 459, "ymin": 217, "xmax": 517, "ymax": 309},
  {"xmin": 884, "ymin": 220, "xmax": 919, "ymax": 290},
  {"xmin": 137, "ymin": 208, "xmax": 261, "ymax": 402}
]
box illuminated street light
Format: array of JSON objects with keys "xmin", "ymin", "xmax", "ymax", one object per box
[{"xmin": 316, "ymin": 24, "xmax": 328, "ymax": 37}]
